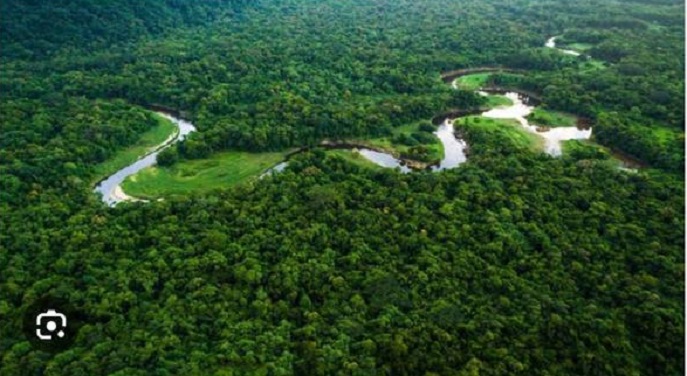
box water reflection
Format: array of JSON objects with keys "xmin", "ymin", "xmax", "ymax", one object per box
[
  {"xmin": 358, "ymin": 149, "xmax": 412, "ymax": 173},
  {"xmin": 432, "ymin": 119, "xmax": 467, "ymax": 170}
]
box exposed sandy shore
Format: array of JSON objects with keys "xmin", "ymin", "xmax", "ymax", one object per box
[{"xmin": 111, "ymin": 185, "xmax": 147, "ymax": 204}]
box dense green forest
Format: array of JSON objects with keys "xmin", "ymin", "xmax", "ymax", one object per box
[{"xmin": 0, "ymin": 0, "xmax": 684, "ymax": 375}]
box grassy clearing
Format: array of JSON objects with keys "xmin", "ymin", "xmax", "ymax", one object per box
[
  {"xmin": 483, "ymin": 94, "xmax": 513, "ymax": 108},
  {"xmin": 457, "ymin": 116, "xmax": 544, "ymax": 152},
  {"xmin": 326, "ymin": 149, "xmax": 383, "ymax": 170},
  {"xmin": 526, "ymin": 108, "xmax": 578, "ymax": 127},
  {"xmin": 122, "ymin": 150, "xmax": 288, "ymax": 198},
  {"xmin": 92, "ymin": 113, "xmax": 177, "ymax": 183},
  {"xmin": 564, "ymin": 42, "xmax": 594, "ymax": 51},
  {"xmin": 455, "ymin": 73, "xmax": 492, "ymax": 90},
  {"xmin": 579, "ymin": 59, "xmax": 606, "ymax": 72}
]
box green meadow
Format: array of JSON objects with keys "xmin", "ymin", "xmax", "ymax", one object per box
[{"xmin": 122, "ymin": 150, "xmax": 289, "ymax": 198}]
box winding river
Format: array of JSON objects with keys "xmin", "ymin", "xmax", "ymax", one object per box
[
  {"xmin": 94, "ymin": 112, "xmax": 195, "ymax": 205},
  {"xmin": 96, "ymin": 35, "xmax": 600, "ymax": 205},
  {"xmin": 432, "ymin": 119, "xmax": 468, "ymax": 171},
  {"xmin": 545, "ymin": 36, "xmax": 582, "ymax": 57}
]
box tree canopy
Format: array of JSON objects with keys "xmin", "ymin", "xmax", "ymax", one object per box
[{"xmin": 0, "ymin": 0, "xmax": 683, "ymax": 374}]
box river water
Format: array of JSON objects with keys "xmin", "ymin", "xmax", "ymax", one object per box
[
  {"xmin": 260, "ymin": 161, "xmax": 289, "ymax": 178},
  {"xmin": 94, "ymin": 112, "xmax": 196, "ymax": 205},
  {"xmin": 480, "ymin": 92, "xmax": 592, "ymax": 155},
  {"xmin": 97, "ymin": 89, "xmax": 591, "ymax": 205},
  {"xmin": 260, "ymin": 148, "xmax": 411, "ymax": 178},
  {"xmin": 432, "ymin": 119, "xmax": 467, "ymax": 170},
  {"xmin": 96, "ymin": 35, "xmax": 604, "ymax": 204},
  {"xmin": 358, "ymin": 149, "xmax": 412, "ymax": 172},
  {"xmin": 545, "ymin": 36, "xmax": 581, "ymax": 56}
]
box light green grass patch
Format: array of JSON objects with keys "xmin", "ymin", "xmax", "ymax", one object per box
[
  {"xmin": 455, "ymin": 73, "xmax": 492, "ymax": 90},
  {"xmin": 647, "ymin": 125, "xmax": 680, "ymax": 145},
  {"xmin": 579, "ymin": 59, "xmax": 607, "ymax": 72},
  {"xmin": 391, "ymin": 121, "xmax": 424, "ymax": 135},
  {"xmin": 458, "ymin": 116, "xmax": 545, "ymax": 152},
  {"xmin": 122, "ymin": 150, "xmax": 289, "ymax": 198},
  {"xmin": 526, "ymin": 108, "xmax": 578, "ymax": 127},
  {"xmin": 483, "ymin": 94, "xmax": 513, "ymax": 108},
  {"xmin": 326, "ymin": 149, "xmax": 384, "ymax": 170},
  {"xmin": 565, "ymin": 42, "xmax": 593, "ymax": 51},
  {"xmin": 92, "ymin": 113, "xmax": 177, "ymax": 183}
]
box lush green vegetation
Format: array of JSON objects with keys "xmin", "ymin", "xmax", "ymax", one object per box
[
  {"xmin": 359, "ymin": 121, "xmax": 443, "ymax": 164},
  {"xmin": 491, "ymin": 16, "xmax": 685, "ymax": 172},
  {"xmin": 0, "ymin": 0, "xmax": 683, "ymax": 375},
  {"xmin": 122, "ymin": 150, "xmax": 289, "ymax": 198},
  {"xmin": 526, "ymin": 108, "xmax": 578, "ymax": 127},
  {"xmin": 456, "ymin": 73, "xmax": 492, "ymax": 90},
  {"xmin": 325, "ymin": 149, "xmax": 384, "ymax": 170},
  {"xmin": 562, "ymin": 139, "xmax": 611, "ymax": 160},
  {"xmin": 458, "ymin": 116, "xmax": 544, "ymax": 153},
  {"xmin": 564, "ymin": 42, "xmax": 594, "ymax": 52},
  {"xmin": 0, "ymin": 0, "xmax": 254, "ymax": 60},
  {"xmin": 92, "ymin": 113, "xmax": 177, "ymax": 183},
  {"xmin": 485, "ymin": 94, "xmax": 514, "ymax": 108},
  {"xmin": 455, "ymin": 74, "xmax": 522, "ymax": 108},
  {"xmin": 577, "ymin": 59, "xmax": 608, "ymax": 72}
]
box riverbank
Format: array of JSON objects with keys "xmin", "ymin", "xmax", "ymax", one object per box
[
  {"xmin": 545, "ymin": 36, "xmax": 582, "ymax": 56},
  {"xmin": 318, "ymin": 140, "xmax": 433, "ymax": 170},
  {"xmin": 440, "ymin": 67, "xmax": 527, "ymax": 83},
  {"xmin": 91, "ymin": 113, "xmax": 177, "ymax": 185},
  {"xmin": 94, "ymin": 111, "xmax": 196, "ymax": 205},
  {"xmin": 121, "ymin": 150, "xmax": 290, "ymax": 199},
  {"xmin": 97, "ymin": 48, "xmax": 640, "ymax": 205},
  {"xmin": 525, "ymin": 108, "xmax": 579, "ymax": 128},
  {"xmin": 457, "ymin": 116, "xmax": 545, "ymax": 153},
  {"xmin": 326, "ymin": 150, "xmax": 387, "ymax": 170},
  {"xmin": 340, "ymin": 120, "xmax": 444, "ymax": 168}
]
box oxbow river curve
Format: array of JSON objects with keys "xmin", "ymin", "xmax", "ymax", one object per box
[{"xmin": 94, "ymin": 112, "xmax": 196, "ymax": 205}]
